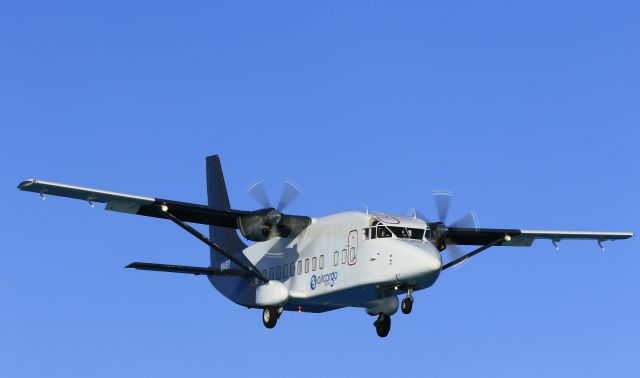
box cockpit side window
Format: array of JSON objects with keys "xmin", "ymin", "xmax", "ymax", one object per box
[{"xmin": 407, "ymin": 228, "xmax": 425, "ymax": 240}]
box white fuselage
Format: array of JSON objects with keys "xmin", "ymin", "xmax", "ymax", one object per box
[{"xmin": 243, "ymin": 211, "xmax": 442, "ymax": 314}]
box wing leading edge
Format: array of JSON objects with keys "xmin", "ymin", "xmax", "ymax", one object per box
[
  {"xmin": 18, "ymin": 179, "xmax": 250, "ymax": 228},
  {"xmin": 446, "ymin": 227, "xmax": 633, "ymax": 247}
]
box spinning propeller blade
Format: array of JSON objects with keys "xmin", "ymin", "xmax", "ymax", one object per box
[
  {"xmin": 246, "ymin": 180, "xmax": 272, "ymax": 209},
  {"xmin": 277, "ymin": 179, "xmax": 303, "ymax": 212},
  {"xmin": 432, "ymin": 190, "xmax": 452, "ymax": 223},
  {"xmin": 416, "ymin": 191, "xmax": 480, "ymax": 268}
]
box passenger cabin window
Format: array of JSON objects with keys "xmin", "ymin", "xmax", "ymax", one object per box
[
  {"xmin": 319, "ymin": 255, "xmax": 324, "ymax": 269},
  {"xmin": 334, "ymin": 251, "xmax": 339, "ymax": 266},
  {"xmin": 276, "ymin": 266, "xmax": 281, "ymax": 280},
  {"xmin": 312, "ymin": 257, "xmax": 317, "ymax": 271},
  {"xmin": 269, "ymin": 268, "xmax": 274, "ymax": 280},
  {"xmin": 349, "ymin": 247, "xmax": 356, "ymax": 264},
  {"xmin": 262, "ymin": 269, "xmax": 267, "ymax": 278},
  {"xmin": 297, "ymin": 261, "xmax": 302, "ymax": 275},
  {"xmin": 290, "ymin": 262, "xmax": 296, "ymax": 276},
  {"xmin": 304, "ymin": 259, "xmax": 310, "ymax": 273},
  {"xmin": 283, "ymin": 264, "xmax": 288, "ymax": 279},
  {"xmin": 342, "ymin": 249, "xmax": 347, "ymax": 264}
]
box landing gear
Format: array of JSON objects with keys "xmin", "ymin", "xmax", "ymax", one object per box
[
  {"xmin": 401, "ymin": 288, "xmax": 414, "ymax": 314},
  {"xmin": 374, "ymin": 313, "xmax": 391, "ymax": 338},
  {"xmin": 401, "ymin": 297, "xmax": 413, "ymax": 314},
  {"xmin": 262, "ymin": 307, "xmax": 278, "ymax": 329}
]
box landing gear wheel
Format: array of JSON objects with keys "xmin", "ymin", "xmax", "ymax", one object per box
[
  {"xmin": 401, "ymin": 297, "xmax": 413, "ymax": 314},
  {"xmin": 262, "ymin": 307, "xmax": 278, "ymax": 329},
  {"xmin": 374, "ymin": 313, "xmax": 391, "ymax": 338}
]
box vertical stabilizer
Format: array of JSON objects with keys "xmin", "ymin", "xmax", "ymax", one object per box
[
  {"xmin": 206, "ymin": 155, "xmax": 247, "ymax": 264},
  {"xmin": 205, "ymin": 155, "xmax": 255, "ymax": 306}
]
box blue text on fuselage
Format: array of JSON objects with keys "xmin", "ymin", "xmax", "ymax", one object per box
[{"xmin": 310, "ymin": 271, "xmax": 338, "ymax": 290}]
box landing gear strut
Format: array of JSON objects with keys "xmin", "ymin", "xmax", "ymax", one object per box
[
  {"xmin": 262, "ymin": 307, "xmax": 279, "ymax": 329},
  {"xmin": 374, "ymin": 313, "xmax": 391, "ymax": 337},
  {"xmin": 401, "ymin": 288, "xmax": 413, "ymax": 314}
]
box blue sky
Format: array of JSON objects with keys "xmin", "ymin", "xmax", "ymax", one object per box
[{"xmin": 1, "ymin": 1, "xmax": 638, "ymax": 377}]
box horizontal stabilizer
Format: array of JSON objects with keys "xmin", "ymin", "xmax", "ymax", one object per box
[{"xmin": 126, "ymin": 262, "xmax": 251, "ymax": 277}]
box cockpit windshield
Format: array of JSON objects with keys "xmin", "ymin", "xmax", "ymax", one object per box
[
  {"xmin": 377, "ymin": 225, "xmax": 392, "ymax": 238},
  {"xmin": 366, "ymin": 224, "xmax": 425, "ymax": 240},
  {"xmin": 388, "ymin": 226, "xmax": 425, "ymax": 240}
]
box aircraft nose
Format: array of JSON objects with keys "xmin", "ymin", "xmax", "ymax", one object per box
[{"xmin": 396, "ymin": 242, "xmax": 442, "ymax": 283}]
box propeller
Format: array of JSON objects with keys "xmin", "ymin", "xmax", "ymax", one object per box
[
  {"xmin": 240, "ymin": 179, "xmax": 308, "ymax": 242},
  {"xmin": 246, "ymin": 179, "xmax": 302, "ymax": 212},
  {"xmin": 417, "ymin": 190, "xmax": 479, "ymax": 268}
]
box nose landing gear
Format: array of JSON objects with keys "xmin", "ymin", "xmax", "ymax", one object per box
[{"xmin": 401, "ymin": 288, "xmax": 414, "ymax": 314}]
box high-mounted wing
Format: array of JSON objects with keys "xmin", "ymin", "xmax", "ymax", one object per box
[
  {"xmin": 17, "ymin": 179, "xmax": 247, "ymax": 228},
  {"xmin": 18, "ymin": 178, "xmax": 301, "ymax": 283},
  {"xmin": 446, "ymin": 227, "xmax": 633, "ymax": 247},
  {"xmin": 441, "ymin": 227, "xmax": 633, "ymax": 270}
]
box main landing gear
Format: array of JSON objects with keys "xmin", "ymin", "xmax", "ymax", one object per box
[
  {"xmin": 374, "ymin": 313, "xmax": 391, "ymax": 337},
  {"xmin": 401, "ymin": 288, "xmax": 414, "ymax": 315},
  {"xmin": 262, "ymin": 307, "xmax": 283, "ymax": 329}
]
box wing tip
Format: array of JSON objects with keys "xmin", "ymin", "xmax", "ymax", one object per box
[{"xmin": 17, "ymin": 179, "xmax": 37, "ymax": 190}]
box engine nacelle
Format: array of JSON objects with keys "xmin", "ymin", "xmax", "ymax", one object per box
[
  {"xmin": 256, "ymin": 281, "xmax": 289, "ymax": 307},
  {"xmin": 238, "ymin": 213, "xmax": 273, "ymax": 242},
  {"xmin": 238, "ymin": 209, "xmax": 312, "ymax": 242}
]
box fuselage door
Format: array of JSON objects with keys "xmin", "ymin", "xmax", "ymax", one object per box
[{"xmin": 348, "ymin": 230, "xmax": 358, "ymax": 265}]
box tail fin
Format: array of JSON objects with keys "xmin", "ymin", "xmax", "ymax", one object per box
[{"xmin": 206, "ymin": 155, "xmax": 247, "ymax": 267}]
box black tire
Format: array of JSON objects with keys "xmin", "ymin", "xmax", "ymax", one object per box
[
  {"xmin": 375, "ymin": 313, "xmax": 391, "ymax": 338},
  {"xmin": 401, "ymin": 297, "xmax": 413, "ymax": 314},
  {"xmin": 262, "ymin": 307, "xmax": 278, "ymax": 329}
]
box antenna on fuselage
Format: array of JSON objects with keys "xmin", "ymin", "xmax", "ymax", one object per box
[{"xmin": 363, "ymin": 204, "xmax": 369, "ymax": 214}]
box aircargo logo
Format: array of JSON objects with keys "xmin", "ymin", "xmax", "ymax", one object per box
[{"xmin": 310, "ymin": 272, "xmax": 338, "ymax": 290}]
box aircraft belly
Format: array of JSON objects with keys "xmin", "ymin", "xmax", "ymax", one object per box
[{"xmin": 288, "ymin": 282, "xmax": 387, "ymax": 310}]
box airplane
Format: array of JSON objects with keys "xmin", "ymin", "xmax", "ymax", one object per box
[{"xmin": 18, "ymin": 155, "xmax": 633, "ymax": 337}]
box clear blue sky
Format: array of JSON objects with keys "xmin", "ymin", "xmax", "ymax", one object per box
[{"xmin": 1, "ymin": 1, "xmax": 638, "ymax": 377}]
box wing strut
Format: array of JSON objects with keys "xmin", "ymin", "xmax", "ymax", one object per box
[
  {"xmin": 159, "ymin": 205, "xmax": 269, "ymax": 283},
  {"xmin": 442, "ymin": 235, "xmax": 511, "ymax": 271}
]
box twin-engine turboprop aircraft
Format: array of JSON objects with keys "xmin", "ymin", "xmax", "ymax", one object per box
[{"xmin": 18, "ymin": 155, "xmax": 633, "ymax": 337}]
